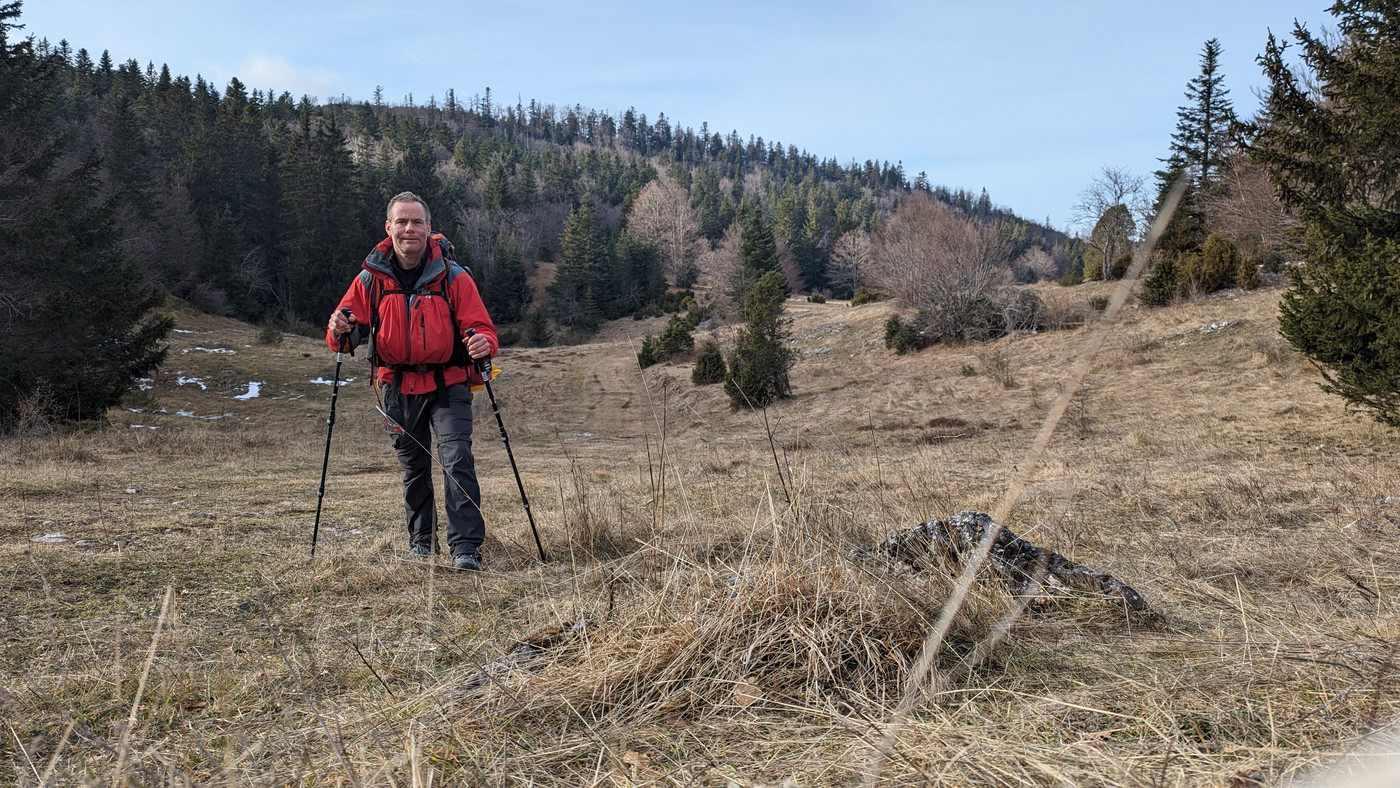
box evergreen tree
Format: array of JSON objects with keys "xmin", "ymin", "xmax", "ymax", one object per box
[
  {"xmin": 691, "ymin": 340, "xmax": 726, "ymax": 385},
  {"xmin": 485, "ymin": 232, "xmax": 528, "ymax": 322},
  {"xmin": 484, "ymin": 159, "xmax": 512, "ymax": 210},
  {"xmin": 1, "ymin": 5, "xmax": 171, "ymax": 430},
  {"xmin": 690, "ymin": 167, "xmax": 728, "ymax": 241},
  {"xmin": 548, "ymin": 198, "xmax": 610, "ymax": 330},
  {"xmin": 724, "ymin": 271, "xmax": 794, "ymax": 408},
  {"xmin": 525, "ymin": 306, "xmax": 553, "ymax": 346},
  {"xmin": 1169, "ymin": 38, "xmax": 1236, "ymax": 191},
  {"xmin": 1149, "ymin": 38, "xmax": 1237, "ymax": 275},
  {"xmin": 612, "ymin": 229, "xmax": 665, "ymax": 316},
  {"xmin": 730, "ymin": 206, "xmax": 784, "ymax": 314},
  {"xmin": 278, "ymin": 110, "xmax": 364, "ymax": 323},
  {"xmin": 1244, "ymin": 2, "xmax": 1400, "ymax": 426},
  {"xmin": 98, "ymin": 82, "xmax": 154, "ymax": 215}
]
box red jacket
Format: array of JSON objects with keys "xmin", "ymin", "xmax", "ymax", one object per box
[{"xmin": 328, "ymin": 234, "xmax": 498, "ymax": 395}]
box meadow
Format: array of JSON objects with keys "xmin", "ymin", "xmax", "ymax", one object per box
[{"xmin": 3, "ymin": 282, "xmax": 1398, "ymax": 786}]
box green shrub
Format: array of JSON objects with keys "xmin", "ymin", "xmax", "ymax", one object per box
[
  {"xmin": 1140, "ymin": 256, "xmax": 1182, "ymax": 307},
  {"xmin": 1181, "ymin": 234, "xmax": 1239, "ymax": 293},
  {"xmin": 692, "ymin": 340, "xmax": 726, "ymax": 385},
  {"xmin": 807, "ymin": 293, "xmax": 826, "ymax": 303},
  {"xmin": 884, "ymin": 314, "xmax": 924, "ymax": 355},
  {"xmin": 961, "ymin": 363, "xmax": 976, "ymax": 377},
  {"xmin": 1236, "ymin": 253, "xmax": 1261, "ymax": 290},
  {"xmin": 1111, "ymin": 253, "xmax": 1133, "ymax": 279},
  {"xmin": 658, "ymin": 314, "xmax": 695, "ymax": 357},
  {"xmin": 637, "ymin": 336, "xmax": 660, "ymax": 369},
  {"xmin": 526, "ymin": 307, "xmax": 553, "ymax": 346},
  {"xmin": 257, "ymin": 322, "xmax": 283, "ymax": 345},
  {"xmin": 850, "ymin": 286, "xmax": 883, "ymax": 306},
  {"xmin": 1087, "ymin": 295, "xmax": 1110, "ymax": 312}
]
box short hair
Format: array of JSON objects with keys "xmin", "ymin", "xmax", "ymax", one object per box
[{"xmin": 386, "ymin": 191, "xmax": 432, "ymax": 225}]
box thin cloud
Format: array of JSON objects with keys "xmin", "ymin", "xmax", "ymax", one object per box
[{"xmin": 239, "ymin": 53, "xmax": 342, "ymax": 100}]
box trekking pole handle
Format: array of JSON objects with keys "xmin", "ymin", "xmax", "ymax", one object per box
[
  {"xmin": 464, "ymin": 328, "xmax": 492, "ymax": 378},
  {"xmin": 337, "ymin": 308, "xmax": 353, "ymax": 353}
]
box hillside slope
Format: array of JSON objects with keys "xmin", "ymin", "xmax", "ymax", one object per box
[{"xmin": 3, "ymin": 285, "xmax": 1398, "ymax": 785}]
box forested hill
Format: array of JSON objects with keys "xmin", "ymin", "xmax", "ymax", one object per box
[{"xmin": 8, "ymin": 15, "xmax": 1074, "ymax": 336}]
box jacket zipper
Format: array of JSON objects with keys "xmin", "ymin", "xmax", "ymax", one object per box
[{"xmin": 404, "ymin": 292, "xmax": 414, "ymax": 364}]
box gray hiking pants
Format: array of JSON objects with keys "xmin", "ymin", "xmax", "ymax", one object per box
[{"xmin": 383, "ymin": 381, "xmax": 484, "ymax": 557}]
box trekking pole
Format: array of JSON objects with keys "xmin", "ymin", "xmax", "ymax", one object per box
[
  {"xmin": 467, "ymin": 328, "xmax": 548, "ymax": 563},
  {"xmin": 311, "ymin": 308, "xmax": 352, "ymax": 557}
]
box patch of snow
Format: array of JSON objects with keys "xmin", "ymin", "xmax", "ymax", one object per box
[
  {"xmin": 124, "ymin": 488, "xmax": 140, "ymax": 494},
  {"xmin": 574, "ymin": 432, "xmax": 594, "ymax": 437},
  {"xmin": 31, "ymin": 533, "xmax": 68, "ymax": 543},
  {"xmin": 176, "ymin": 376, "xmax": 207, "ymax": 390},
  {"xmin": 173, "ymin": 410, "xmax": 234, "ymax": 420},
  {"xmin": 194, "ymin": 347, "xmax": 237, "ymax": 355},
  {"xmin": 128, "ymin": 408, "xmax": 167, "ymax": 414},
  {"xmin": 173, "ymin": 329, "xmax": 193, "ymax": 334},
  {"xmin": 130, "ymin": 424, "xmax": 158, "ymax": 430},
  {"xmin": 136, "ymin": 378, "xmax": 153, "ymax": 391},
  {"xmin": 234, "ymin": 382, "xmax": 262, "ymax": 400},
  {"xmin": 1199, "ymin": 321, "xmax": 1237, "ymax": 334},
  {"xmin": 311, "ymin": 377, "xmax": 356, "ymax": 386}
]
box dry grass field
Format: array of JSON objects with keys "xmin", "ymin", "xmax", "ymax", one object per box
[{"xmin": 3, "ymin": 282, "xmax": 1398, "ymax": 786}]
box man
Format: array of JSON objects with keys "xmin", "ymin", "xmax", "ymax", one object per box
[{"xmin": 327, "ymin": 192, "xmax": 498, "ymax": 571}]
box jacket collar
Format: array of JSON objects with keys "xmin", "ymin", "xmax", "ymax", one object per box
[{"xmin": 363, "ymin": 234, "xmax": 447, "ymax": 288}]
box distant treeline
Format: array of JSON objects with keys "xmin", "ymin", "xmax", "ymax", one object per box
[{"xmin": 16, "ymin": 19, "xmax": 1072, "ymax": 332}]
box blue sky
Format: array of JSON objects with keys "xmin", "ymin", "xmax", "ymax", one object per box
[{"xmin": 18, "ymin": 0, "xmax": 1328, "ymax": 232}]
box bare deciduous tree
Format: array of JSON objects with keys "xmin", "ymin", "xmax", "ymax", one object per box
[
  {"xmin": 868, "ymin": 194, "xmax": 1014, "ymax": 342},
  {"xmin": 1083, "ymin": 204, "xmax": 1135, "ymax": 280},
  {"xmin": 696, "ymin": 220, "xmax": 741, "ymax": 312},
  {"xmin": 1200, "ymin": 150, "xmax": 1294, "ymax": 257},
  {"xmin": 827, "ymin": 230, "xmax": 872, "ymax": 296},
  {"xmin": 1072, "ymin": 165, "xmax": 1150, "ymax": 237},
  {"xmin": 1011, "ymin": 246, "xmax": 1058, "ymax": 282},
  {"xmin": 627, "ymin": 180, "xmax": 701, "ymax": 286}
]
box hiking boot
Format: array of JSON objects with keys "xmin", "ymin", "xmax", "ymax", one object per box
[
  {"xmin": 407, "ymin": 543, "xmax": 431, "ymax": 558},
  {"xmin": 452, "ymin": 552, "xmax": 483, "ymax": 572}
]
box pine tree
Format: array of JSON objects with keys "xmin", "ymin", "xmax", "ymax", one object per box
[
  {"xmin": 1244, "ymin": 2, "xmax": 1400, "ymax": 426},
  {"xmin": 724, "ymin": 271, "xmax": 794, "ymax": 408}
]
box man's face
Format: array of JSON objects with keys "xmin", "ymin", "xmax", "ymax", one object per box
[{"xmin": 386, "ymin": 201, "xmax": 430, "ymax": 266}]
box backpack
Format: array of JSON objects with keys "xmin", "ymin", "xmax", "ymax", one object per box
[{"xmin": 358, "ymin": 234, "xmax": 475, "ymax": 398}]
